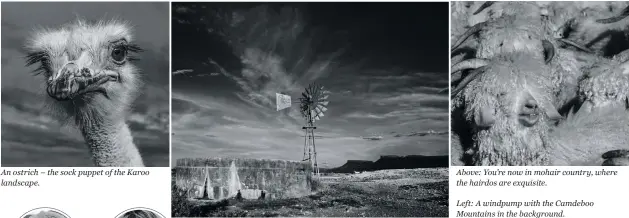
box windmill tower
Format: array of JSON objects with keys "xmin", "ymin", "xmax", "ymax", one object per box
[{"xmin": 276, "ymin": 83, "xmax": 330, "ymax": 177}]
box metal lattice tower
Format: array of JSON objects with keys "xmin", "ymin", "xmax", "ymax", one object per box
[{"xmin": 276, "ymin": 83, "xmax": 329, "ymax": 177}]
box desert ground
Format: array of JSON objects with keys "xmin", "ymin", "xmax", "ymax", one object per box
[{"xmin": 172, "ymin": 167, "xmax": 448, "ymax": 217}]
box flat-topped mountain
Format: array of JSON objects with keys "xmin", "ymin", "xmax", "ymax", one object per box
[{"xmin": 320, "ymin": 155, "xmax": 448, "ymax": 173}]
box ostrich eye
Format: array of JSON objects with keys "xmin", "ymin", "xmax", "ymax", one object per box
[{"xmin": 111, "ymin": 45, "xmax": 127, "ymax": 64}]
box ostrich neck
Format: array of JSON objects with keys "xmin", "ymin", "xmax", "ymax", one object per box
[{"xmin": 79, "ymin": 115, "xmax": 144, "ymax": 167}]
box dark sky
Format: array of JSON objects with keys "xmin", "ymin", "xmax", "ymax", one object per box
[
  {"xmin": 171, "ymin": 2, "xmax": 450, "ymax": 167},
  {"xmin": 304, "ymin": 3, "xmax": 449, "ymax": 70},
  {"xmin": 1, "ymin": 2, "xmax": 170, "ymax": 166}
]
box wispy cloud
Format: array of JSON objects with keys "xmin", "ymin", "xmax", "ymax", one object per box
[{"xmin": 171, "ymin": 3, "xmax": 448, "ymax": 167}]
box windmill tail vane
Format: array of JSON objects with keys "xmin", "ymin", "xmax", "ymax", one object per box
[
  {"xmin": 276, "ymin": 93, "xmax": 292, "ymax": 111},
  {"xmin": 275, "ymin": 83, "xmax": 330, "ymax": 177}
]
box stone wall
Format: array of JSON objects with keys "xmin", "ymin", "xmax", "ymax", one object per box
[{"xmin": 173, "ymin": 158, "xmax": 313, "ymax": 200}]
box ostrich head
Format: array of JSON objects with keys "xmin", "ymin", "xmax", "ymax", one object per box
[{"xmin": 24, "ymin": 19, "xmax": 142, "ymax": 127}]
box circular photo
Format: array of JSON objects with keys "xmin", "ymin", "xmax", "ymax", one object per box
[
  {"xmin": 116, "ymin": 208, "xmax": 165, "ymax": 218},
  {"xmin": 21, "ymin": 207, "xmax": 70, "ymax": 218}
]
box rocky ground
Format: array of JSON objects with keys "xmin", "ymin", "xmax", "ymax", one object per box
[{"xmin": 172, "ymin": 168, "xmax": 449, "ymax": 217}]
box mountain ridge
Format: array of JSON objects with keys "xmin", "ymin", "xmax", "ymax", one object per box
[{"xmin": 320, "ymin": 154, "xmax": 448, "ymax": 173}]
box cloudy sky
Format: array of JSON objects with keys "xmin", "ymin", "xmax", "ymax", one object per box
[
  {"xmin": 172, "ymin": 2, "xmax": 449, "ymax": 167},
  {"xmin": 1, "ymin": 2, "xmax": 169, "ymax": 166}
]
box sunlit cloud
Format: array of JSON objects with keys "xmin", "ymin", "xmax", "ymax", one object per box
[{"xmin": 171, "ymin": 3, "xmax": 448, "ymax": 167}]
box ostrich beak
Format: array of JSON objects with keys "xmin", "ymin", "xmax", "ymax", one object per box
[{"xmin": 47, "ymin": 62, "xmax": 119, "ymax": 101}]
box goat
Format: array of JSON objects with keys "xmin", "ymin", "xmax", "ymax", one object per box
[
  {"xmin": 549, "ymin": 2, "xmax": 629, "ymax": 57},
  {"xmin": 451, "ymin": 52, "xmax": 629, "ymax": 166},
  {"xmin": 549, "ymin": 105, "xmax": 629, "ymax": 166},
  {"xmin": 577, "ymin": 49, "xmax": 629, "ymax": 112},
  {"xmin": 452, "ymin": 52, "xmax": 562, "ymax": 166},
  {"xmin": 451, "ymin": 1, "xmax": 629, "ymax": 166}
]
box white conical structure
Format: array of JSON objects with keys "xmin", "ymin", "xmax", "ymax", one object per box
[
  {"xmin": 227, "ymin": 160, "xmax": 241, "ymax": 197},
  {"xmin": 205, "ymin": 166, "xmax": 213, "ymax": 199}
]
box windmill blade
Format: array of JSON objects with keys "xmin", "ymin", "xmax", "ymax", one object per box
[
  {"xmin": 308, "ymin": 85, "xmax": 315, "ymax": 95},
  {"xmin": 313, "ymin": 108, "xmax": 325, "ymax": 120},
  {"xmin": 316, "ymin": 86, "xmax": 324, "ymax": 98},
  {"xmin": 316, "ymin": 104, "xmax": 326, "ymax": 112},
  {"xmin": 300, "ymin": 98, "xmax": 309, "ymax": 106},
  {"xmin": 300, "ymin": 109, "xmax": 308, "ymax": 118},
  {"xmin": 321, "ymin": 94, "xmax": 330, "ymax": 101},
  {"xmin": 300, "ymin": 83, "xmax": 331, "ymax": 124},
  {"xmin": 315, "ymin": 107, "xmax": 323, "ymax": 115},
  {"xmin": 304, "ymin": 86, "xmax": 313, "ymax": 99},
  {"xmin": 309, "ymin": 85, "xmax": 319, "ymax": 99},
  {"xmin": 315, "ymin": 109, "xmax": 323, "ymax": 116},
  {"xmin": 314, "ymin": 84, "xmax": 322, "ymax": 94}
]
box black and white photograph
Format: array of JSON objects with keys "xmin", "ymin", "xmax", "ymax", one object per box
[
  {"xmin": 451, "ymin": 1, "xmax": 629, "ymax": 166},
  {"xmin": 116, "ymin": 208, "xmax": 165, "ymax": 218},
  {"xmin": 171, "ymin": 2, "xmax": 449, "ymax": 217},
  {"xmin": 1, "ymin": 2, "xmax": 170, "ymax": 167},
  {"xmin": 21, "ymin": 207, "xmax": 70, "ymax": 218}
]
